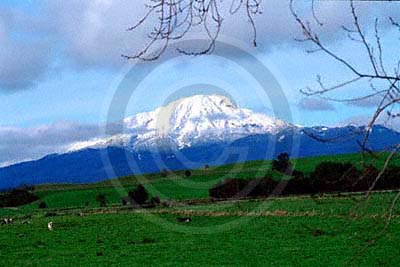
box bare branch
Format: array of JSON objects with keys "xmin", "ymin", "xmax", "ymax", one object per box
[{"xmin": 123, "ymin": 0, "xmax": 262, "ymax": 60}]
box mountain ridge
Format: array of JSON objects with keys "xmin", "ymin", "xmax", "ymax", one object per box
[
  {"xmin": 1, "ymin": 94, "xmax": 399, "ymax": 190},
  {"xmin": 68, "ymin": 94, "xmax": 292, "ymax": 152}
]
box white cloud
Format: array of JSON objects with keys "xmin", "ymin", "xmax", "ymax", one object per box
[
  {"xmin": 0, "ymin": 0, "xmax": 398, "ymax": 91},
  {"xmin": 0, "ymin": 121, "xmax": 102, "ymax": 166},
  {"xmin": 298, "ymin": 98, "xmax": 335, "ymax": 111},
  {"xmin": 0, "ymin": 40, "xmax": 51, "ymax": 90},
  {"xmin": 43, "ymin": 0, "xmax": 147, "ymax": 68},
  {"xmin": 0, "ymin": 8, "xmax": 52, "ymax": 91}
]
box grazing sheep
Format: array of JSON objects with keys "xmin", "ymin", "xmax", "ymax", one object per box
[
  {"xmin": 176, "ymin": 217, "xmax": 192, "ymax": 223},
  {"xmin": 22, "ymin": 220, "xmax": 31, "ymax": 225},
  {"xmin": 2, "ymin": 218, "xmax": 13, "ymax": 225},
  {"xmin": 48, "ymin": 222, "xmax": 53, "ymax": 231}
]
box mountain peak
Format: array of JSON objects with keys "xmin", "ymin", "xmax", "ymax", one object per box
[
  {"xmin": 69, "ymin": 94, "xmax": 293, "ymax": 152},
  {"xmin": 124, "ymin": 94, "xmax": 292, "ymax": 149},
  {"xmin": 166, "ymin": 94, "xmax": 237, "ymax": 109}
]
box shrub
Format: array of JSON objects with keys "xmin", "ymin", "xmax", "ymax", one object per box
[
  {"xmin": 272, "ymin": 152, "xmax": 292, "ymax": 174},
  {"xmin": 161, "ymin": 168, "xmax": 169, "ymax": 178},
  {"xmin": 128, "ymin": 184, "xmax": 149, "ymax": 205},
  {"xmin": 379, "ymin": 166, "xmax": 400, "ymax": 190},
  {"xmin": 38, "ymin": 201, "xmax": 48, "ymax": 209},
  {"xmin": 184, "ymin": 170, "xmax": 192, "ymax": 177},
  {"xmin": 96, "ymin": 194, "xmax": 107, "ymax": 207},
  {"xmin": 0, "ymin": 189, "xmax": 39, "ymax": 208},
  {"xmin": 284, "ymin": 174, "xmax": 314, "ymax": 195},
  {"xmin": 310, "ymin": 162, "xmax": 360, "ymax": 193},
  {"xmin": 150, "ymin": 196, "xmax": 161, "ymax": 205},
  {"xmin": 349, "ymin": 165, "xmax": 378, "ymax": 191},
  {"xmin": 247, "ymin": 177, "xmax": 278, "ymax": 197},
  {"xmin": 209, "ymin": 179, "xmax": 249, "ymax": 199},
  {"xmin": 121, "ymin": 196, "xmax": 131, "ymax": 206}
]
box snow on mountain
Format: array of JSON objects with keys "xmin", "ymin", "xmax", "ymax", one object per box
[
  {"xmin": 66, "ymin": 134, "xmax": 132, "ymax": 152},
  {"xmin": 68, "ymin": 94, "xmax": 294, "ymax": 152}
]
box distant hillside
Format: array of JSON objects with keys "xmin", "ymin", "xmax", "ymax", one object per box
[{"xmin": 0, "ymin": 125, "xmax": 399, "ymax": 190}]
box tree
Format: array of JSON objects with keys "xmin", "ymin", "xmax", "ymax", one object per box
[
  {"xmin": 209, "ymin": 179, "xmax": 249, "ymax": 199},
  {"xmin": 0, "ymin": 189, "xmax": 39, "ymax": 208},
  {"xmin": 290, "ymin": 0, "xmax": 400, "ymax": 197},
  {"xmin": 272, "ymin": 152, "xmax": 292, "ymax": 174},
  {"xmin": 123, "ymin": 0, "xmax": 262, "ymax": 60},
  {"xmin": 310, "ymin": 162, "xmax": 360, "ymax": 193},
  {"xmin": 128, "ymin": 184, "xmax": 149, "ymax": 205},
  {"xmin": 150, "ymin": 196, "xmax": 161, "ymax": 206},
  {"xmin": 184, "ymin": 170, "xmax": 192, "ymax": 177},
  {"xmin": 290, "ymin": 0, "xmax": 400, "ymax": 252},
  {"xmin": 161, "ymin": 168, "xmax": 169, "ymax": 178},
  {"xmin": 96, "ymin": 194, "xmax": 107, "ymax": 207},
  {"xmin": 38, "ymin": 201, "xmax": 48, "ymax": 209}
]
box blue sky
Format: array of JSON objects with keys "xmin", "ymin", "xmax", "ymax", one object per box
[{"xmin": 0, "ymin": 0, "xmax": 399, "ymax": 166}]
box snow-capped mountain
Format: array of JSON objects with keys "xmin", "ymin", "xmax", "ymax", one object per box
[
  {"xmin": 69, "ymin": 94, "xmax": 292, "ymax": 152},
  {"xmin": 1, "ymin": 94, "xmax": 399, "ymax": 190}
]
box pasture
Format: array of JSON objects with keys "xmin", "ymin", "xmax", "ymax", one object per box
[{"xmin": 1, "ymin": 153, "xmax": 400, "ymax": 266}]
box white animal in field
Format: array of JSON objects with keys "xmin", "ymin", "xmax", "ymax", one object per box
[
  {"xmin": 176, "ymin": 217, "xmax": 192, "ymax": 223},
  {"xmin": 1, "ymin": 218, "xmax": 13, "ymax": 225},
  {"xmin": 48, "ymin": 222, "xmax": 53, "ymax": 231}
]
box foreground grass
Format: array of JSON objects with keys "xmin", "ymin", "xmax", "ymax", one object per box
[
  {"xmin": 1, "ymin": 196, "xmax": 400, "ymax": 266},
  {"xmin": 1, "ymin": 153, "xmax": 400, "ymax": 266}
]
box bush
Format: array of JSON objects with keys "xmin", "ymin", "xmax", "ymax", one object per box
[
  {"xmin": 150, "ymin": 196, "xmax": 161, "ymax": 205},
  {"xmin": 247, "ymin": 177, "xmax": 278, "ymax": 197},
  {"xmin": 96, "ymin": 194, "xmax": 107, "ymax": 207},
  {"xmin": 121, "ymin": 197, "xmax": 131, "ymax": 206},
  {"xmin": 379, "ymin": 166, "xmax": 400, "ymax": 190},
  {"xmin": 161, "ymin": 168, "xmax": 169, "ymax": 178},
  {"xmin": 310, "ymin": 162, "xmax": 360, "ymax": 193},
  {"xmin": 128, "ymin": 184, "xmax": 149, "ymax": 205},
  {"xmin": 184, "ymin": 170, "xmax": 192, "ymax": 177},
  {"xmin": 0, "ymin": 189, "xmax": 39, "ymax": 208},
  {"xmin": 209, "ymin": 179, "xmax": 249, "ymax": 199},
  {"xmin": 349, "ymin": 165, "xmax": 378, "ymax": 191},
  {"xmin": 38, "ymin": 201, "xmax": 48, "ymax": 209},
  {"xmin": 284, "ymin": 173, "xmax": 314, "ymax": 195},
  {"xmin": 272, "ymin": 152, "xmax": 292, "ymax": 174}
]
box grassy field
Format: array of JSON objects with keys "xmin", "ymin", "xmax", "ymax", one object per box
[
  {"xmin": 19, "ymin": 152, "xmax": 400, "ymax": 209},
  {"xmin": 1, "ymin": 153, "xmax": 400, "ymax": 266},
  {"xmin": 1, "ymin": 193, "xmax": 400, "ymax": 266}
]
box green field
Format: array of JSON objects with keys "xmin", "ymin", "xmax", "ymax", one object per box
[{"xmin": 1, "ymin": 153, "xmax": 400, "ymax": 266}]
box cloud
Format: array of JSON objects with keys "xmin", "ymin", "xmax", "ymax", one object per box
[
  {"xmin": 43, "ymin": 0, "xmax": 148, "ymax": 69},
  {"xmin": 337, "ymin": 114, "xmax": 400, "ymax": 132},
  {"xmin": 0, "ymin": 40, "xmax": 51, "ymax": 91},
  {"xmin": 346, "ymin": 97, "xmax": 381, "ymax": 108},
  {"xmin": 0, "ymin": 121, "xmax": 102, "ymax": 166},
  {"xmin": 0, "ymin": 8, "xmax": 52, "ymax": 91},
  {"xmin": 298, "ymin": 98, "xmax": 335, "ymax": 111},
  {"xmin": 0, "ymin": 119, "xmax": 129, "ymax": 167},
  {"xmin": 42, "ymin": 0, "xmax": 400, "ymax": 66},
  {"xmin": 0, "ymin": 0, "xmax": 397, "ymax": 91}
]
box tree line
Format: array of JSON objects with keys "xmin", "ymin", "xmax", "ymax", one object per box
[{"xmin": 209, "ymin": 153, "xmax": 400, "ymax": 199}]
